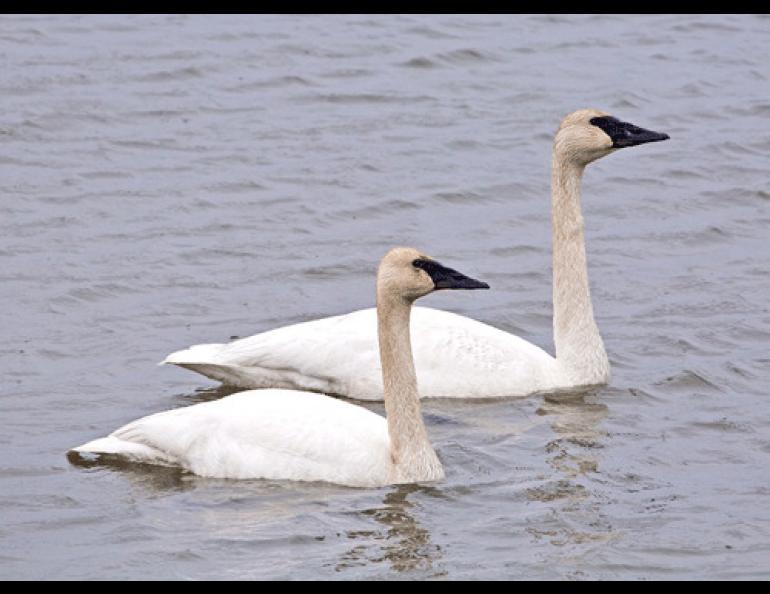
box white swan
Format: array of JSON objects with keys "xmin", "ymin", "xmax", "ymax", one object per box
[
  {"xmin": 163, "ymin": 109, "xmax": 669, "ymax": 400},
  {"xmin": 69, "ymin": 248, "xmax": 489, "ymax": 486}
]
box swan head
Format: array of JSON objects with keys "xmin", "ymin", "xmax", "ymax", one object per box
[
  {"xmin": 555, "ymin": 108, "xmax": 669, "ymax": 166},
  {"xmin": 377, "ymin": 247, "xmax": 489, "ymax": 302}
]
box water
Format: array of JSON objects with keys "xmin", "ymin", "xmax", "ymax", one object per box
[{"xmin": 1, "ymin": 13, "xmax": 769, "ymax": 580}]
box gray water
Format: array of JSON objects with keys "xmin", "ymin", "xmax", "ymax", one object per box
[{"xmin": 1, "ymin": 13, "xmax": 769, "ymax": 580}]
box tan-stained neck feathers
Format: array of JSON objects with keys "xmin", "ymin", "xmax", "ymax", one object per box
[
  {"xmin": 376, "ymin": 248, "xmax": 444, "ymax": 484},
  {"xmin": 550, "ymin": 110, "xmax": 612, "ymax": 384}
]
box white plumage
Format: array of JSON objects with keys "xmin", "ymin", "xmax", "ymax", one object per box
[
  {"xmin": 72, "ymin": 389, "xmax": 392, "ymax": 486},
  {"xmin": 163, "ymin": 306, "xmax": 559, "ymax": 400}
]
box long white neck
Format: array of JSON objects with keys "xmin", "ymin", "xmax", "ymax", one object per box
[
  {"xmin": 551, "ymin": 154, "xmax": 610, "ymax": 385},
  {"xmin": 376, "ymin": 293, "xmax": 443, "ymax": 484}
]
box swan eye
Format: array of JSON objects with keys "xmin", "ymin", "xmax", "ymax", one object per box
[
  {"xmin": 413, "ymin": 258, "xmax": 443, "ymax": 277},
  {"xmin": 590, "ymin": 115, "xmax": 622, "ymax": 137},
  {"xmin": 413, "ymin": 258, "xmax": 440, "ymax": 278}
]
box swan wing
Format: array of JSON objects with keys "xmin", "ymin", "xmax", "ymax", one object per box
[
  {"xmin": 162, "ymin": 309, "xmax": 380, "ymax": 394},
  {"xmin": 71, "ymin": 390, "xmax": 392, "ymax": 486},
  {"xmin": 164, "ymin": 307, "xmax": 558, "ymax": 400},
  {"xmin": 410, "ymin": 307, "xmax": 558, "ymax": 398}
]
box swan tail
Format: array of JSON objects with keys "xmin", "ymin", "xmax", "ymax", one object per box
[
  {"xmin": 69, "ymin": 436, "xmax": 162, "ymax": 460},
  {"xmin": 160, "ymin": 343, "xmax": 226, "ymax": 366},
  {"xmin": 162, "ymin": 343, "xmax": 256, "ymax": 384},
  {"xmin": 160, "ymin": 335, "xmax": 346, "ymax": 391},
  {"xmin": 161, "ymin": 342, "xmax": 301, "ymax": 388},
  {"xmin": 169, "ymin": 362, "xmax": 271, "ymax": 388}
]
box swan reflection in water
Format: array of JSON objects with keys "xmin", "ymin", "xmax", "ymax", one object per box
[
  {"xmin": 526, "ymin": 386, "xmax": 617, "ymax": 549},
  {"xmin": 66, "ymin": 448, "xmax": 193, "ymax": 492},
  {"xmin": 70, "ymin": 444, "xmax": 444, "ymax": 576},
  {"xmin": 537, "ymin": 387, "xmax": 609, "ymax": 478},
  {"xmin": 336, "ymin": 483, "xmax": 444, "ymax": 576}
]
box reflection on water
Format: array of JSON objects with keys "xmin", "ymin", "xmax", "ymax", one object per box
[
  {"xmin": 337, "ymin": 484, "xmax": 444, "ymax": 576},
  {"xmin": 537, "ymin": 388, "xmax": 608, "ymax": 478},
  {"xmin": 67, "ymin": 450, "xmax": 193, "ymax": 493},
  {"xmin": 172, "ymin": 383, "xmax": 244, "ymax": 406},
  {"xmin": 526, "ymin": 389, "xmax": 617, "ymax": 549}
]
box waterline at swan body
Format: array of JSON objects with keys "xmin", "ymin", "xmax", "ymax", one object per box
[
  {"xmin": 71, "ymin": 248, "xmax": 489, "ymax": 486},
  {"xmin": 163, "ymin": 109, "xmax": 669, "ymax": 400}
]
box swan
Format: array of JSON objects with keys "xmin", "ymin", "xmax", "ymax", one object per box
[
  {"xmin": 162, "ymin": 109, "xmax": 669, "ymax": 400},
  {"xmin": 69, "ymin": 248, "xmax": 489, "ymax": 486}
]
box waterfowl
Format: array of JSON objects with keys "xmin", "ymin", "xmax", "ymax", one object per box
[
  {"xmin": 163, "ymin": 109, "xmax": 669, "ymax": 399},
  {"xmin": 70, "ymin": 248, "xmax": 489, "ymax": 486}
]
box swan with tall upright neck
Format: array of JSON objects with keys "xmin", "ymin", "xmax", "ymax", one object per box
[
  {"xmin": 69, "ymin": 248, "xmax": 488, "ymax": 486},
  {"xmin": 162, "ymin": 109, "xmax": 669, "ymax": 400}
]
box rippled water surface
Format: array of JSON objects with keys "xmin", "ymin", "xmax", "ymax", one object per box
[{"xmin": 2, "ymin": 14, "xmax": 770, "ymax": 580}]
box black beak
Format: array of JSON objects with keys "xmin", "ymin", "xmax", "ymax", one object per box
[
  {"xmin": 413, "ymin": 259, "xmax": 490, "ymax": 290},
  {"xmin": 590, "ymin": 115, "xmax": 670, "ymax": 148}
]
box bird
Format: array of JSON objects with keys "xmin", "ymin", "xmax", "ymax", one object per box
[
  {"xmin": 161, "ymin": 109, "xmax": 669, "ymax": 400},
  {"xmin": 69, "ymin": 248, "xmax": 489, "ymax": 486}
]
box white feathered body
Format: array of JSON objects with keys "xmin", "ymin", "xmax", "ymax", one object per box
[
  {"xmin": 72, "ymin": 390, "xmax": 396, "ymax": 487},
  {"xmin": 163, "ymin": 306, "xmax": 569, "ymax": 401}
]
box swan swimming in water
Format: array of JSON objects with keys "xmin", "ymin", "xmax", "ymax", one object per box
[
  {"xmin": 69, "ymin": 248, "xmax": 489, "ymax": 486},
  {"xmin": 162, "ymin": 109, "xmax": 669, "ymax": 400}
]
